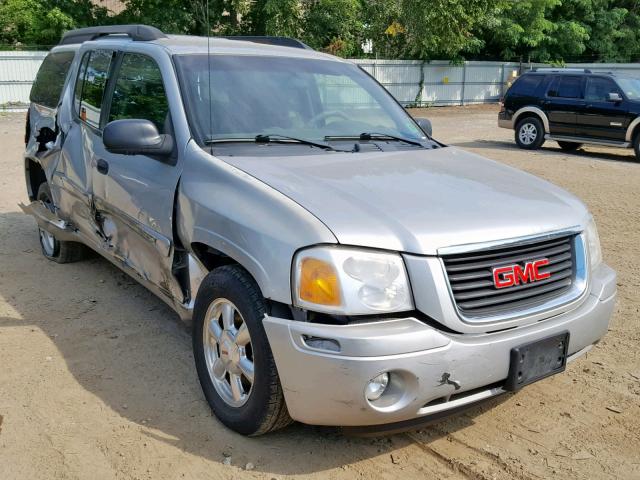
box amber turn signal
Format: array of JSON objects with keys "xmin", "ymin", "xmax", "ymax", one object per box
[{"xmin": 298, "ymin": 257, "xmax": 341, "ymax": 306}]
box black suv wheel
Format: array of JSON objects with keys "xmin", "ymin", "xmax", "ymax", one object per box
[
  {"xmin": 515, "ymin": 117, "xmax": 545, "ymax": 150},
  {"xmin": 633, "ymin": 133, "xmax": 640, "ymax": 162}
]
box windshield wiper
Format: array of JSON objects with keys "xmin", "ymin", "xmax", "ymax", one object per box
[
  {"xmin": 205, "ymin": 134, "xmax": 349, "ymax": 152},
  {"xmin": 325, "ymin": 132, "xmax": 425, "ymax": 147}
]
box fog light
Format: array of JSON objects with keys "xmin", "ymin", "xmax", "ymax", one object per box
[{"xmin": 365, "ymin": 373, "xmax": 389, "ymax": 401}]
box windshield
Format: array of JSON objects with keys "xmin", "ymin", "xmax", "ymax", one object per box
[
  {"xmin": 616, "ymin": 77, "xmax": 640, "ymax": 100},
  {"xmin": 175, "ymin": 54, "xmax": 425, "ymax": 144}
]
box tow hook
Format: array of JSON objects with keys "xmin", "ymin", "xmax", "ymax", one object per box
[{"xmin": 439, "ymin": 372, "xmax": 461, "ymax": 390}]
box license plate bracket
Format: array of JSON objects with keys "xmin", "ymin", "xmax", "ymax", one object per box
[{"xmin": 505, "ymin": 331, "xmax": 570, "ymax": 391}]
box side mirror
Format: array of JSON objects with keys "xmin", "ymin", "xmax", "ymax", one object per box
[
  {"xmin": 608, "ymin": 92, "xmax": 623, "ymax": 103},
  {"xmin": 415, "ymin": 117, "xmax": 433, "ymax": 137},
  {"xmin": 103, "ymin": 119, "xmax": 173, "ymax": 157}
]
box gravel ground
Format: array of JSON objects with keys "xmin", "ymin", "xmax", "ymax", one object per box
[{"xmin": 0, "ymin": 105, "xmax": 638, "ymax": 479}]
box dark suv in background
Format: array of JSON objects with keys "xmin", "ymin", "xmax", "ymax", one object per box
[{"xmin": 499, "ymin": 68, "xmax": 640, "ymax": 160}]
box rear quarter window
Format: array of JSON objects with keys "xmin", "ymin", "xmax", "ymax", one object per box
[
  {"xmin": 30, "ymin": 51, "xmax": 75, "ymax": 108},
  {"xmin": 508, "ymin": 75, "xmax": 544, "ymax": 97}
]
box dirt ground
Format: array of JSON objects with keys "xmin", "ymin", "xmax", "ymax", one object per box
[{"xmin": 0, "ymin": 104, "xmax": 638, "ymax": 480}]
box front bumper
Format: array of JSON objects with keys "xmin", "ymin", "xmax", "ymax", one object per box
[{"xmin": 264, "ymin": 263, "xmax": 616, "ymax": 427}]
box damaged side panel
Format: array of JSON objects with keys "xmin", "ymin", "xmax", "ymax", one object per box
[
  {"xmin": 176, "ymin": 141, "xmax": 338, "ymax": 305},
  {"xmin": 22, "ymin": 45, "xmax": 191, "ymax": 318}
]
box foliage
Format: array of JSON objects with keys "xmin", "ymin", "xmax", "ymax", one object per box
[
  {"xmin": 304, "ymin": 0, "xmax": 363, "ymax": 56},
  {"xmin": 3, "ymin": 0, "xmax": 640, "ymax": 62},
  {"xmin": 0, "ymin": 0, "xmax": 108, "ymax": 47}
]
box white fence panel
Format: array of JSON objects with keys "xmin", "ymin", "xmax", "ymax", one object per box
[
  {"xmin": 2, "ymin": 51, "xmax": 640, "ymax": 110},
  {"xmin": 0, "ymin": 51, "xmax": 47, "ymax": 109}
]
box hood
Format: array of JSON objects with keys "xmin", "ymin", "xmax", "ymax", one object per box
[{"xmin": 220, "ymin": 147, "xmax": 588, "ymax": 255}]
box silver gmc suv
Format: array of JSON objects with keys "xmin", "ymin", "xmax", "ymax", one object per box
[{"xmin": 22, "ymin": 25, "xmax": 617, "ymax": 436}]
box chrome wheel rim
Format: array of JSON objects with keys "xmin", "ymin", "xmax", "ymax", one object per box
[
  {"xmin": 39, "ymin": 228, "xmax": 55, "ymax": 256},
  {"xmin": 203, "ymin": 298, "xmax": 254, "ymax": 407},
  {"xmin": 38, "ymin": 195, "xmax": 56, "ymax": 256},
  {"xmin": 519, "ymin": 123, "xmax": 537, "ymax": 145}
]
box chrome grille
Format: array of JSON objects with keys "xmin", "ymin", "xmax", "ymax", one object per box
[{"xmin": 442, "ymin": 235, "xmax": 576, "ymax": 317}]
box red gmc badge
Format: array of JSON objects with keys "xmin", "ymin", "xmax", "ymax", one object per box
[{"xmin": 492, "ymin": 259, "xmax": 551, "ymax": 289}]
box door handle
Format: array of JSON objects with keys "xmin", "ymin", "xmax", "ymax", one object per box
[{"xmin": 96, "ymin": 158, "xmax": 109, "ymax": 175}]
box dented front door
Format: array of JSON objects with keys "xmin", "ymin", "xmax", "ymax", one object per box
[{"xmin": 89, "ymin": 51, "xmax": 184, "ymax": 302}]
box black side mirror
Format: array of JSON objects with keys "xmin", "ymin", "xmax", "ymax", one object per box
[
  {"xmin": 608, "ymin": 92, "xmax": 623, "ymax": 103},
  {"xmin": 415, "ymin": 117, "xmax": 433, "ymax": 137},
  {"xmin": 103, "ymin": 119, "xmax": 173, "ymax": 157}
]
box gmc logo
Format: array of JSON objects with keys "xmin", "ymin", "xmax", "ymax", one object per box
[{"xmin": 492, "ymin": 259, "xmax": 551, "ymax": 289}]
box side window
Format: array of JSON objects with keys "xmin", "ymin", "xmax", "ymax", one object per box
[
  {"xmin": 509, "ymin": 75, "xmax": 543, "ymax": 96},
  {"xmin": 108, "ymin": 53, "xmax": 170, "ymax": 131},
  {"xmin": 585, "ymin": 77, "xmax": 621, "ymax": 102},
  {"xmin": 551, "ymin": 76, "xmax": 583, "ymax": 99},
  {"xmin": 74, "ymin": 50, "xmax": 113, "ymax": 129},
  {"xmin": 30, "ymin": 51, "xmax": 75, "ymax": 108}
]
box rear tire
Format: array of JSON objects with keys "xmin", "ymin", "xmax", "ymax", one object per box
[
  {"xmin": 515, "ymin": 117, "xmax": 545, "ymax": 150},
  {"xmin": 558, "ymin": 141, "xmax": 582, "ymax": 152},
  {"xmin": 193, "ymin": 265, "xmax": 292, "ymax": 436},
  {"xmin": 36, "ymin": 183, "xmax": 88, "ymax": 263}
]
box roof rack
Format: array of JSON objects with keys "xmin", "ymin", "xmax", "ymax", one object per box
[
  {"xmin": 533, "ymin": 68, "xmax": 592, "ymax": 73},
  {"xmin": 222, "ymin": 36, "xmax": 312, "ymax": 50},
  {"xmin": 59, "ymin": 25, "xmax": 167, "ymax": 45}
]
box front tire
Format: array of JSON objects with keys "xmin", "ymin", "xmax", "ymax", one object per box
[
  {"xmin": 36, "ymin": 183, "xmax": 88, "ymax": 263},
  {"xmin": 633, "ymin": 133, "xmax": 640, "ymax": 162},
  {"xmin": 515, "ymin": 117, "xmax": 545, "ymax": 150},
  {"xmin": 193, "ymin": 265, "xmax": 292, "ymax": 435},
  {"xmin": 558, "ymin": 141, "xmax": 582, "ymax": 152}
]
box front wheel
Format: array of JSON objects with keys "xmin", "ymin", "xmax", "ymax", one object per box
[
  {"xmin": 633, "ymin": 133, "xmax": 640, "ymax": 162},
  {"xmin": 515, "ymin": 117, "xmax": 545, "ymax": 150},
  {"xmin": 193, "ymin": 265, "xmax": 292, "ymax": 435}
]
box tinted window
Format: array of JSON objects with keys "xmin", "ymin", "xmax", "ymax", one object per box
[
  {"xmin": 30, "ymin": 51, "xmax": 75, "ymax": 108},
  {"xmin": 75, "ymin": 50, "xmax": 113, "ymax": 129},
  {"xmin": 585, "ymin": 77, "xmax": 621, "ymax": 101},
  {"xmin": 553, "ymin": 76, "xmax": 583, "ymax": 99},
  {"xmin": 73, "ymin": 53, "xmax": 89, "ymax": 116},
  {"xmin": 509, "ymin": 75, "xmax": 543, "ymax": 96},
  {"xmin": 108, "ymin": 54, "xmax": 170, "ymax": 131}
]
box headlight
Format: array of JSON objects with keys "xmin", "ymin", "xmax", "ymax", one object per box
[
  {"xmin": 293, "ymin": 246, "xmax": 414, "ymax": 315},
  {"xmin": 584, "ymin": 216, "xmax": 602, "ymax": 269}
]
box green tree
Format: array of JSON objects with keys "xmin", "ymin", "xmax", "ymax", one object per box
[
  {"xmin": 0, "ymin": 0, "xmax": 110, "ymax": 47},
  {"xmin": 484, "ymin": 0, "xmax": 560, "ymax": 61},
  {"xmin": 362, "ymin": 0, "xmax": 503, "ymax": 60},
  {"xmin": 551, "ymin": 0, "xmax": 639, "ymax": 62},
  {"xmin": 303, "ymin": 0, "xmax": 363, "ymax": 55}
]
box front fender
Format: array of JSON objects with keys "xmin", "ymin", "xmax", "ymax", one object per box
[{"xmin": 177, "ymin": 142, "xmax": 337, "ymax": 304}]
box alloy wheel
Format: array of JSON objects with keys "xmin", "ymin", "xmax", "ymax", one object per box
[
  {"xmin": 518, "ymin": 123, "xmax": 538, "ymax": 145},
  {"xmin": 202, "ymin": 298, "xmax": 254, "ymax": 407}
]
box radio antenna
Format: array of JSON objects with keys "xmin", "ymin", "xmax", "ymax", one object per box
[{"xmin": 206, "ymin": 0, "xmax": 212, "ymax": 140}]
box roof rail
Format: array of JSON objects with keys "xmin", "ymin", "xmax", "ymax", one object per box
[
  {"xmin": 533, "ymin": 68, "xmax": 592, "ymax": 74},
  {"xmin": 222, "ymin": 36, "xmax": 312, "ymax": 50},
  {"xmin": 59, "ymin": 25, "xmax": 167, "ymax": 45}
]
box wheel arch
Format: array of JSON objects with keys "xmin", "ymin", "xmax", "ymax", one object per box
[
  {"xmin": 188, "ymin": 235, "xmax": 273, "ymax": 303},
  {"xmin": 24, "ymin": 157, "xmax": 47, "ymax": 202},
  {"xmin": 625, "ymin": 116, "xmax": 640, "ymax": 143},
  {"xmin": 513, "ymin": 106, "xmax": 550, "ymax": 134}
]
